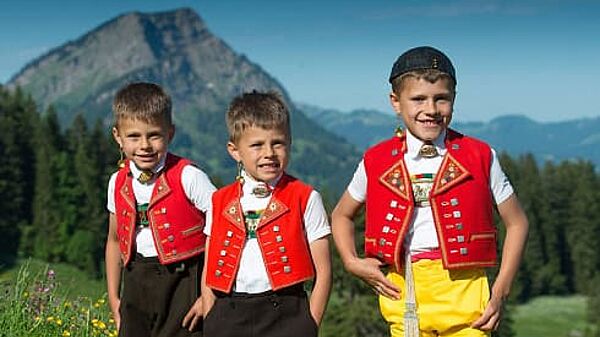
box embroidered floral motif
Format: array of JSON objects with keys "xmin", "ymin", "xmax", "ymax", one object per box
[
  {"xmin": 440, "ymin": 161, "xmax": 462, "ymax": 185},
  {"xmin": 431, "ymin": 154, "xmax": 471, "ymax": 196},
  {"xmin": 379, "ymin": 162, "xmax": 410, "ymax": 200}
]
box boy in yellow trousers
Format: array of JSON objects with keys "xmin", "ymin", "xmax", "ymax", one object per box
[{"xmin": 332, "ymin": 46, "xmax": 529, "ymax": 337}]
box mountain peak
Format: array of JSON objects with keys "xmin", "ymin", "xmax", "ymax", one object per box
[
  {"xmin": 8, "ymin": 8, "xmax": 215, "ymax": 108},
  {"xmin": 5, "ymin": 8, "xmax": 359, "ymax": 193}
]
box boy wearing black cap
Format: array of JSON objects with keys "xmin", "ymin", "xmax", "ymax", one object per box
[{"xmin": 332, "ymin": 46, "xmax": 529, "ymax": 337}]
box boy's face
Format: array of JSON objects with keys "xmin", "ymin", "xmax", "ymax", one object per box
[
  {"xmin": 390, "ymin": 77, "xmax": 455, "ymax": 142},
  {"xmin": 112, "ymin": 117, "xmax": 174, "ymax": 172},
  {"xmin": 227, "ymin": 126, "xmax": 289, "ymax": 184}
]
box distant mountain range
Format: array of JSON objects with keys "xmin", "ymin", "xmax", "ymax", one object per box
[
  {"xmin": 6, "ymin": 8, "xmax": 359, "ymax": 194},
  {"xmin": 299, "ymin": 103, "xmax": 600, "ymax": 167}
]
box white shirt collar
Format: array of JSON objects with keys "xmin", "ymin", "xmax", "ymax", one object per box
[
  {"xmin": 405, "ymin": 129, "xmax": 447, "ymax": 159},
  {"xmin": 129, "ymin": 155, "xmax": 167, "ymax": 181},
  {"xmin": 241, "ymin": 169, "xmax": 281, "ymax": 196}
]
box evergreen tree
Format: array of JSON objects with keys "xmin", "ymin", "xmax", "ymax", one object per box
[
  {"xmin": 65, "ymin": 114, "xmax": 107, "ymax": 274},
  {"xmin": 566, "ymin": 161, "xmax": 600, "ymax": 294},
  {"xmin": 514, "ymin": 154, "xmax": 546, "ymax": 299},
  {"xmin": 23, "ymin": 106, "xmax": 65, "ymax": 262},
  {"xmin": 0, "ymin": 87, "xmax": 38, "ymax": 264},
  {"xmin": 537, "ymin": 162, "xmax": 572, "ymax": 294}
]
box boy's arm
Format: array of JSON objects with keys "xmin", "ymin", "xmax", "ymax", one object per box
[
  {"xmin": 331, "ymin": 191, "xmax": 400, "ymax": 299},
  {"xmin": 308, "ymin": 237, "xmax": 332, "ymax": 325},
  {"xmin": 182, "ymin": 252, "xmax": 205, "ymax": 331},
  {"xmin": 105, "ymin": 213, "xmax": 122, "ymax": 329},
  {"xmin": 472, "ymin": 194, "xmax": 529, "ymax": 330},
  {"xmin": 201, "ymin": 236, "xmax": 216, "ymax": 317}
]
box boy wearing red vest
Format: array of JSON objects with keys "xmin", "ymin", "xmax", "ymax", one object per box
[
  {"xmin": 201, "ymin": 92, "xmax": 332, "ymax": 337},
  {"xmin": 332, "ymin": 47, "xmax": 529, "ymax": 337},
  {"xmin": 105, "ymin": 82, "xmax": 216, "ymax": 337}
]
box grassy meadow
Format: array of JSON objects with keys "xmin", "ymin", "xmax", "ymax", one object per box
[
  {"xmin": 512, "ymin": 295, "xmax": 589, "ymax": 337},
  {"xmin": 0, "ymin": 259, "xmax": 592, "ymax": 337},
  {"xmin": 0, "ymin": 259, "xmax": 116, "ymax": 337}
]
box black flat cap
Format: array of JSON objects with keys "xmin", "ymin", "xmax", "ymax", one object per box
[{"xmin": 389, "ymin": 46, "xmax": 456, "ymax": 83}]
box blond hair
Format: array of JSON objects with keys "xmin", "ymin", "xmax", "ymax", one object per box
[
  {"xmin": 226, "ymin": 91, "xmax": 290, "ymax": 144},
  {"xmin": 112, "ymin": 82, "xmax": 172, "ymax": 127}
]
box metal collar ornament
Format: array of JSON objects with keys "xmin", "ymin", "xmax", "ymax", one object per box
[
  {"xmin": 137, "ymin": 170, "xmax": 154, "ymax": 184},
  {"xmin": 418, "ymin": 143, "xmax": 439, "ymax": 158}
]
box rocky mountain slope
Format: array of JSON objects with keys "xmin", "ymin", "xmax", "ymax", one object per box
[{"xmin": 7, "ymin": 8, "xmax": 360, "ymax": 193}]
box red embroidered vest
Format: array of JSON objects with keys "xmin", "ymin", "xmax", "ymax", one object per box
[
  {"xmin": 114, "ymin": 154, "xmax": 206, "ymax": 266},
  {"xmin": 364, "ymin": 129, "xmax": 497, "ymax": 271},
  {"xmin": 205, "ymin": 174, "xmax": 315, "ymax": 293}
]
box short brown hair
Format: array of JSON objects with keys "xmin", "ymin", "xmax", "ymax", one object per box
[
  {"xmin": 391, "ymin": 69, "xmax": 456, "ymax": 96},
  {"xmin": 226, "ymin": 91, "xmax": 290, "ymax": 144},
  {"xmin": 112, "ymin": 82, "xmax": 172, "ymax": 126}
]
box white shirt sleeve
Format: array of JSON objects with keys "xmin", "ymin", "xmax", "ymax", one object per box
[
  {"xmin": 106, "ymin": 172, "xmax": 118, "ymax": 214},
  {"xmin": 182, "ymin": 165, "xmax": 217, "ymax": 213},
  {"xmin": 204, "ymin": 199, "xmax": 213, "ymax": 236},
  {"xmin": 490, "ymin": 148, "xmax": 514, "ymax": 205},
  {"xmin": 347, "ymin": 159, "xmax": 367, "ymax": 203},
  {"xmin": 304, "ymin": 190, "xmax": 331, "ymax": 243}
]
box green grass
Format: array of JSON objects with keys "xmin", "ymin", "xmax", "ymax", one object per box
[
  {"xmin": 0, "ymin": 259, "xmax": 594, "ymax": 337},
  {"xmin": 0, "ymin": 258, "xmax": 106, "ymax": 300},
  {"xmin": 0, "ymin": 259, "xmax": 116, "ymax": 337},
  {"xmin": 513, "ymin": 295, "xmax": 590, "ymax": 337}
]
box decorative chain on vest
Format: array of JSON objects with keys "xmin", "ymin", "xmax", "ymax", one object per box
[
  {"xmin": 136, "ymin": 203, "xmax": 149, "ymax": 228},
  {"xmin": 244, "ymin": 210, "xmax": 262, "ymax": 239}
]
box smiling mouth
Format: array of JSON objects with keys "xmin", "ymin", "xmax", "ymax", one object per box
[
  {"xmin": 418, "ymin": 119, "xmax": 443, "ymax": 126},
  {"xmin": 258, "ymin": 163, "xmax": 280, "ymax": 169},
  {"xmin": 136, "ymin": 153, "xmax": 157, "ymax": 160}
]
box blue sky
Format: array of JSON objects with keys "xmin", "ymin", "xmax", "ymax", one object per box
[{"xmin": 1, "ymin": 0, "xmax": 599, "ymax": 122}]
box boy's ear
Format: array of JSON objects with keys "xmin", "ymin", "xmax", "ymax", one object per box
[
  {"xmin": 112, "ymin": 127, "xmax": 123, "ymax": 148},
  {"xmin": 227, "ymin": 141, "xmax": 241, "ymax": 162},
  {"xmin": 168, "ymin": 124, "xmax": 175, "ymax": 142},
  {"xmin": 389, "ymin": 92, "xmax": 402, "ymax": 114}
]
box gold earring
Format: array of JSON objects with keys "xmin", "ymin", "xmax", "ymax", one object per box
[
  {"xmin": 117, "ymin": 149, "xmax": 126, "ymax": 169},
  {"xmin": 235, "ymin": 161, "xmax": 245, "ymax": 184},
  {"xmin": 394, "ymin": 124, "xmax": 404, "ymax": 138}
]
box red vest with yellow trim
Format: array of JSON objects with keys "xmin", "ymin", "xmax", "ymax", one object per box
[
  {"xmin": 364, "ymin": 129, "xmax": 496, "ymax": 271},
  {"xmin": 205, "ymin": 174, "xmax": 315, "ymax": 293},
  {"xmin": 114, "ymin": 153, "xmax": 206, "ymax": 266}
]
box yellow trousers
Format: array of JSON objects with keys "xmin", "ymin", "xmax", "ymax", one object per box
[{"xmin": 379, "ymin": 259, "xmax": 490, "ymax": 337}]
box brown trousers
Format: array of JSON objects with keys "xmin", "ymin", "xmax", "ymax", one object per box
[
  {"xmin": 204, "ymin": 284, "xmax": 318, "ymax": 337},
  {"xmin": 119, "ymin": 254, "xmax": 203, "ymax": 337}
]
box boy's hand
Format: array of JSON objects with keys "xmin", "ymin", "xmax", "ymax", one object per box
[
  {"xmin": 471, "ymin": 296, "xmax": 503, "ymax": 331},
  {"xmin": 345, "ymin": 257, "xmax": 401, "ymax": 300},
  {"xmin": 109, "ymin": 298, "xmax": 121, "ymax": 331},
  {"xmin": 182, "ymin": 297, "xmax": 203, "ymax": 332}
]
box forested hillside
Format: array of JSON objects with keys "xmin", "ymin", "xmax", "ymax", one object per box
[{"xmin": 1, "ymin": 86, "xmax": 600, "ymax": 336}]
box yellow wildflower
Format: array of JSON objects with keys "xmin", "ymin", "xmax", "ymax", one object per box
[
  {"xmin": 47, "ymin": 316, "xmax": 55, "ymax": 322},
  {"xmin": 62, "ymin": 331, "xmax": 71, "ymax": 337},
  {"xmin": 56, "ymin": 318, "xmax": 63, "ymax": 326}
]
